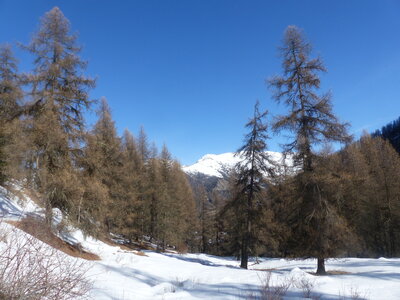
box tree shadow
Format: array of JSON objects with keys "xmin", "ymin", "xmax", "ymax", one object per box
[
  {"xmin": 94, "ymin": 259, "xmax": 369, "ymax": 299},
  {"xmin": 158, "ymin": 252, "xmax": 241, "ymax": 269}
]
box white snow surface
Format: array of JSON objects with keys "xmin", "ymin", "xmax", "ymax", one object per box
[
  {"xmin": 1, "ymin": 186, "xmax": 400, "ymax": 299},
  {"xmin": 183, "ymin": 151, "xmax": 285, "ymax": 178},
  {"xmin": 0, "ymin": 185, "xmax": 43, "ymax": 220}
]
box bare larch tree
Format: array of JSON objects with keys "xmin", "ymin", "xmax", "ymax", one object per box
[{"xmin": 269, "ymin": 26, "xmax": 351, "ymax": 274}]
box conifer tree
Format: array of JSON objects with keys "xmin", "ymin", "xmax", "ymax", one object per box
[
  {"xmin": 23, "ymin": 7, "xmax": 94, "ymax": 223},
  {"xmin": 157, "ymin": 144, "xmax": 172, "ymax": 248},
  {"xmin": 233, "ymin": 101, "xmax": 275, "ymax": 269},
  {"xmin": 0, "ymin": 45, "xmax": 22, "ymax": 184},
  {"xmin": 83, "ymin": 98, "xmax": 124, "ymax": 232},
  {"xmin": 138, "ymin": 126, "xmax": 150, "ymax": 162},
  {"xmin": 167, "ymin": 159, "xmax": 198, "ymax": 251},
  {"xmin": 196, "ymin": 184, "xmax": 211, "ymax": 252},
  {"xmin": 269, "ymin": 26, "xmax": 351, "ymax": 274},
  {"xmin": 118, "ymin": 129, "xmax": 142, "ymax": 240},
  {"xmin": 143, "ymin": 154, "xmax": 161, "ymax": 243},
  {"xmin": 340, "ymin": 135, "xmax": 400, "ymax": 256}
]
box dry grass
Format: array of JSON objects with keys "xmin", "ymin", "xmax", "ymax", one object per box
[
  {"xmin": 308, "ymin": 270, "xmax": 352, "ymax": 276},
  {"xmin": 7, "ymin": 217, "xmax": 100, "ymax": 261},
  {"xmin": 327, "ymin": 270, "xmax": 352, "ymax": 275},
  {"xmin": 99, "ymin": 236, "xmax": 149, "ymax": 256},
  {"xmin": 0, "ymin": 224, "xmax": 91, "ymax": 299},
  {"xmin": 258, "ymin": 271, "xmax": 291, "ymax": 300}
]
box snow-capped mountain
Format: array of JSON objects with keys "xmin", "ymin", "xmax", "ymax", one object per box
[{"xmin": 183, "ymin": 151, "xmax": 285, "ymax": 179}]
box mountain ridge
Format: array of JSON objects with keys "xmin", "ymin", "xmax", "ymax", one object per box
[{"xmin": 182, "ymin": 151, "xmax": 284, "ymax": 179}]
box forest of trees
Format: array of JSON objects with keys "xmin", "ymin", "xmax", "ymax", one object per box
[
  {"xmin": 0, "ymin": 7, "xmax": 197, "ymax": 251},
  {"xmin": 1, "ymin": 7, "xmax": 400, "ymax": 274},
  {"xmin": 373, "ymin": 116, "xmax": 400, "ymax": 154},
  {"xmin": 190, "ymin": 27, "xmax": 400, "ymax": 273}
]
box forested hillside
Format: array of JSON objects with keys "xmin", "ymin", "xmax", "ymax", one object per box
[
  {"xmin": 373, "ymin": 116, "xmax": 400, "ymax": 154},
  {"xmin": 1, "ymin": 7, "xmax": 400, "ymax": 279},
  {"xmin": 0, "ymin": 7, "xmax": 197, "ymax": 251},
  {"xmin": 184, "ymin": 27, "xmax": 400, "ymax": 275}
]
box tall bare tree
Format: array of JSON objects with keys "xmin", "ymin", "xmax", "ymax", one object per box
[
  {"xmin": 269, "ymin": 26, "xmax": 351, "ymax": 274},
  {"xmin": 23, "ymin": 7, "xmax": 95, "ymax": 223}
]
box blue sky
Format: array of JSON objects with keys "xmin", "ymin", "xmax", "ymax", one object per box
[{"xmin": 0, "ymin": 0, "xmax": 399, "ymax": 165}]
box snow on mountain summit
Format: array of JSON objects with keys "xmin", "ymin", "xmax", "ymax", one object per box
[
  {"xmin": 183, "ymin": 153, "xmax": 240, "ymax": 178},
  {"xmin": 183, "ymin": 151, "xmax": 284, "ymax": 178}
]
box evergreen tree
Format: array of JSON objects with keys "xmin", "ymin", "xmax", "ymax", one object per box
[
  {"xmin": 197, "ymin": 184, "xmax": 211, "ymax": 252},
  {"xmin": 232, "ymin": 101, "xmax": 275, "ymax": 269},
  {"xmin": 22, "ymin": 7, "xmax": 95, "ymax": 223},
  {"xmin": 83, "ymin": 98, "xmax": 124, "ymax": 232},
  {"xmin": 167, "ymin": 159, "xmax": 198, "ymax": 251},
  {"xmin": 119, "ymin": 129, "xmax": 142, "ymax": 240},
  {"xmin": 268, "ymin": 26, "xmax": 351, "ymax": 274},
  {"xmin": 138, "ymin": 126, "xmax": 150, "ymax": 162},
  {"xmin": 144, "ymin": 153, "xmax": 162, "ymax": 243},
  {"xmin": 0, "ymin": 45, "xmax": 22, "ymax": 185},
  {"xmin": 340, "ymin": 135, "xmax": 400, "ymax": 256}
]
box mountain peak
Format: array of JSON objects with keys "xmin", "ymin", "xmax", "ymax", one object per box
[{"xmin": 183, "ymin": 151, "xmax": 284, "ymax": 178}]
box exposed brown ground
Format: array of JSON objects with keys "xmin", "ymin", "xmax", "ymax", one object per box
[
  {"xmin": 308, "ymin": 270, "xmax": 352, "ymax": 276},
  {"xmin": 99, "ymin": 236, "xmax": 149, "ymax": 256},
  {"xmin": 6, "ymin": 217, "xmax": 101, "ymax": 261},
  {"xmin": 326, "ymin": 270, "xmax": 352, "ymax": 275}
]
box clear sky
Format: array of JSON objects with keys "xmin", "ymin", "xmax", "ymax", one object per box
[{"xmin": 0, "ymin": 0, "xmax": 399, "ymax": 165}]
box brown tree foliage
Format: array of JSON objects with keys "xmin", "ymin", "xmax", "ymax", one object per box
[
  {"xmin": 337, "ymin": 135, "xmax": 400, "ymax": 257},
  {"xmin": 268, "ymin": 26, "xmax": 351, "ymax": 274},
  {"xmin": 0, "ymin": 45, "xmax": 23, "ymax": 185},
  {"xmin": 21, "ymin": 7, "xmax": 95, "ymax": 224}
]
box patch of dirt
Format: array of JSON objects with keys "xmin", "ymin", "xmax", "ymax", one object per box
[
  {"xmin": 327, "ymin": 270, "xmax": 352, "ymax": 275},
  {"xmin": 99, "ymin": 237, "xmax": 149, "ymax": 256},
  {"xmin": 308, "ymin": 270, "xmax": 352, "ymax": 276},
  {"xmin": 6, "ymin": 217, "xmax": 100, "ymax": 261}
]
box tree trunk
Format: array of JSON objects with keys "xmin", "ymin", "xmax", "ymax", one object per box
[
  {"xmin": 316, "ymin": 257, "xmax": 326, "ymax": 275},
  {"xmin": 240, "ymin": 234, "xmax": 248, "ymax": 269}
]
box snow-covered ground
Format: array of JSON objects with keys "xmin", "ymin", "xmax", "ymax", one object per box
[
  {"xmin": 85, "ymin": 248, "xmax": 400, "ymax": 299},
  {"xmin": 1, "ymin": 185, "xmax": 400, "ymax": 299}
]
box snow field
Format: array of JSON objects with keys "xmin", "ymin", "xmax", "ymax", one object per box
[{"xmin": 1, "ymin": 185, "xmax": 400, "ymax": 299}]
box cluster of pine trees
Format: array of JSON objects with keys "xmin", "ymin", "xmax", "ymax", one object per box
[
  {"xmin": 194, "ymin": 26, "xmax": 400, "ymax": 274},
  {"xmin": 0, "ymin": 7, "xmax": 197, "ymax": 250}
]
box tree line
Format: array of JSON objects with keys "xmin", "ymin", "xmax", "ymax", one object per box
[
  {"xmin": 0, "ymin": 7, "xmax": 197, "ymax": 251},
  {"xmin": 373, "ymin": 116, "xmax": 400, "ymax": 154},
  {"xmin": 1, "ymin": 7, "xmax": 399, "ymax": 275},
  {"xmin": 193, "ymin": 26, "xmax": 400, "ymax": 274}
]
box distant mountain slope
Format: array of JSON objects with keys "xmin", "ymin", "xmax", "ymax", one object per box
[
  {"xmin": 183, "ymin": 152, "xmax": 288, "ymax": 209},
  {"xmin": 183, "ymin": 151, "xmax": 284, "ymax": 179}
]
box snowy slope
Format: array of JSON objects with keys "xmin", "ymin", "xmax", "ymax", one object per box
[
  {"xmin": 1, "ymin": 186, "xmax": 400, "ymax": 299},
  {"xmin": 183, "ymin": 151, "xmax": 285, "ymax": 178},
  {"xmin": 0, "ymin": 185, "xmax": 43, "ymax": 220}
]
